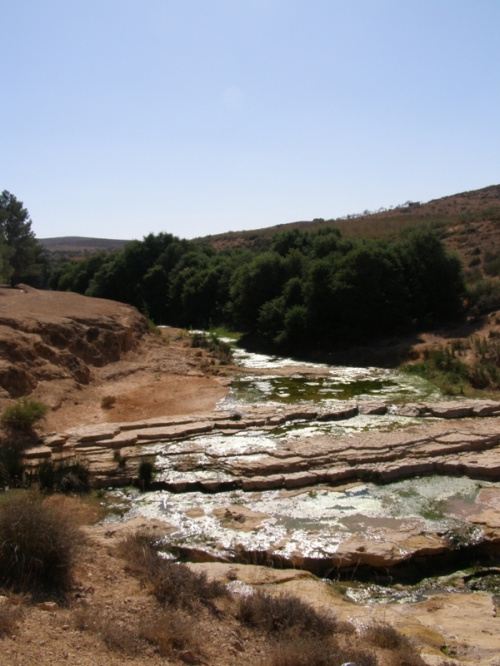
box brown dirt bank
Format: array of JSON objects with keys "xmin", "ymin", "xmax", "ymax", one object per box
[{"xmin": 0, "ymin": 286, "xmax": 232, "ymax": 433}]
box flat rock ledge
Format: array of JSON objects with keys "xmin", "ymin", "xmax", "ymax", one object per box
[{"xmin": 29, "ymin": 399, "xmax": 500, "ymax": 491}]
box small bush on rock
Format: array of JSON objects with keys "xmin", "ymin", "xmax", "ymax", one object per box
[
  {"xmin": 0, "ymin": 496, "xmax": 84, "ymax": 598},
  {"xmin": 362, "ymin": 622, "xmax": 426, "ymax": 665}
]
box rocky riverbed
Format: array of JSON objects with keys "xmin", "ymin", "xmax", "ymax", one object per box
[
  {"xmin": 5, "ymin": 287, "xmax": 500, "ymax": 664},
  {"xmin": 29, "ymin": 392, "xmax": 500, "ymax": 580}
]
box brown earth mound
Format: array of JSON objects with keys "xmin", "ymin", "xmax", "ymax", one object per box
[{"xmin": 0, "ymin": 286, "xmax": 230, "ymax": 433}]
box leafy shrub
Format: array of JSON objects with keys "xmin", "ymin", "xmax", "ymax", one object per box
[
  {"xmin": 190, "ymin": 331, "xmax": 233, "ymax": 364},
  {"xmin": 0, "ymin": 444, "xmax": 24, "ymax": 487},
  {"xmin": 467, "ymin": 277, "xmax": 500, "ymax": 313},
  {"xmin": 137, "ymin": 460, "xmax": 154, "ymax": 490},
  {"xmin": 237, "ymin": 590, "xmax": 336, "ymax": 636},
  {"xmin": 0, "ymin": 496, "xmax": 84, "ymax": 597},
  {"xmin": 37, "ymin": 459, "xmax": 90, "ymax": 494},
  {"xmin": 0, "ymin": 399, "xmax": 48, "ymax": 433}
]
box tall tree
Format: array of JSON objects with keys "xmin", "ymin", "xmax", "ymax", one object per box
[{"xmin": 0, "ymin": 191, "xmax": 43, "ymax": 286}]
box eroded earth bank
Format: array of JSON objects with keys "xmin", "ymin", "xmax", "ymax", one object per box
[{"xmin": 2, "ymin": 286, "xmax": 500, "ymax": 665}]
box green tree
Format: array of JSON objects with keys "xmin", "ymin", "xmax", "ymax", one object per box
[
  {"xmin": 0, "ymin": 191, "xmax": 43, "ymax": 286},
  {"xmin": 398, "ymin": 227, "xmax": 465, "ymax": 324}
]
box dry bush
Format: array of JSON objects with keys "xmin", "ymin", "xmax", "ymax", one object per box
[
  {"xmin": 152, "ymin": 560, "xmax": 228, "ymax": 610},
  {"xmin": 0, "ymin": 602, "xmax": 23, "ymax": 638},
  {"xmin": 268, "ymin": 634, "xmax": 377, "ymax": 666},
  {"xmin": 362, "ymin": 622, "xmax": 409, "ymax": 650},
  {"xmin": 73, "ymin": 605, "xmax": 142, "ymax": 655},
  {"xmin": 118, "ymin": 530, "xmax": 159, "ymax": 578},
  {"xmin": 0, "ymin": 496, "xmax": 84, "ymax": 598},
  {"xmin": 362, "ymin": 622, "xmax": 426, "ymax": 665},
  {"xmin": 100, "ymin": 395, "xmax": 116, "ymax": 410},
  {"xmin": 267, "ymin": 636, "xmax": 340, "ymax": 666},
  {"xmin": 237, "ymin": 590, "xmax": 336, "ymax": 636},
  {"xmin": 119, "ymin": 531, "xmax": 228, "ymax": 610},
  {"xmin": 139, "ymin": 607, "xmax": 198, "ymax": 657}
]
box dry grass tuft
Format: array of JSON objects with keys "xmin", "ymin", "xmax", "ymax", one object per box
[
  {"xmin": 362, "ymin": 622, "xmax": 426, "ymax": 665},
  {"xmin": 73, "ymin": 605, "xmax": 143, "ymax": 655},
  {"xmin": 139, "ymin": 607, "xmax": 199, "ymax": 657},
  {"xmin": 362, "ymin": 621, "xmax": 409, "ymax": 650},
  {"xmin": 268, "ymin": 634, "xmax": 378, "ymax": 666},
  {"xmin": 0, "ymin": 601, "xmax": 23, "ymax": 638}
]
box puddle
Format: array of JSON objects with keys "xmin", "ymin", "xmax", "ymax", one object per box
[{"xmin": 229, "ymin": 347, "xmax": 440, "ymax": 404}]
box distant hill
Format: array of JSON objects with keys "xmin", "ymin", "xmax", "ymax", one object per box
[
  {"xmin": 38, "ymin": 236, "xmax": 130, "ymax": 257},
  {"xmin": 38, "ymin": 184, "xmax": 500, "ymax": 273},
  {"xmin": 195, "ymin": 184, "xmax": 500, "ymax": 251}
]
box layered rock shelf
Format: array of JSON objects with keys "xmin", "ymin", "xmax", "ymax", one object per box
[
  {"xmin": 33, "ymin": 399, "xmax": 500, "ymax": 491},
  {"xmin": 23, "ymin": 398, "xmax": 500, "ymax": 581}
]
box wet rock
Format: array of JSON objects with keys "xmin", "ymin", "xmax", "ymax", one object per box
[
  {"xmin": 240, "ymin": 475, "xmax": 285, "ymax": 491},
  {"xmin": 213, "ymin": 505, "xmax": 269, "ymax": 531},
  {"xmin": 318, "ymin": 404, "xmax": 358, "ymax": 421},
  {"xmin": 358, "ymin": 402, "xmax": 387, "ymax": 415}
]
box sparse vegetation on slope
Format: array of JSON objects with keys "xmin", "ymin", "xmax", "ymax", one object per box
[
  {"xmin": 113, "ymin": 529, "xmax": 431, "ymax": 666},
  {"xmin": 404, "ymin": 324, "xmax": 500, "ymax": 395}
]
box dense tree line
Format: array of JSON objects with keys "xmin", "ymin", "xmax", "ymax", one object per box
[{"xmin": 50, "ymin": 225, "xmax": 465, "ymax": 355}]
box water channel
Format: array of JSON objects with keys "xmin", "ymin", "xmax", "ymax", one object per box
[{"xmin": 109, "ymin": 346, "xmax": 500, "ymax": 598}]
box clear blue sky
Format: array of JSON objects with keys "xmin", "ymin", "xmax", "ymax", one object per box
[{"xmin": 2, "ymin": 0, "xmax": 499, "ymax": 240}]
